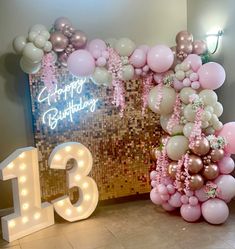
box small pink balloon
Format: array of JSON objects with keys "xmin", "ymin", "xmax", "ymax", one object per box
[
  {"xmin": 180, "ymin": 204, "xmax": 201, "ymax": 222},
  {"xmin": 162, "ymin": 202, "xmax": 176, "ymax": 211},
  {"xmin": 142, "ymin": 71, "xmax": 147, "ymax": 77},
  {"xmin": 184, "ymin": 54, "xmax": 202, "ymax": 72},
  {"xmin": 181, "ymin": 195, "xmax": 189, "ymax": 204},
  {"xmin": 54, "ymin": 17, "xmax": 72, "ymax": 31},
  {"xmin": 101, "ymin": 50, "xmax": 109, "ymax": 59},
  {"xmin": 195, "ymin": 188, "xmax": 209, "ymax": 202},
  {"xmin": 130, "ymin": 48, "xmax": 146, "ymax": 68},
  {"xmin": 138, "ymin": 44, "xmax": 150, "ymax": 54},
  {"xmin": 189, "ymin": 72, "xmax": 199, "ymax": 81},
  {"xmin": 201, "ymin": 198, "xmax": 229, "ymax": 224},
  {"xmin": 135, "ymin": 68, "xmax": 142, "ymax": 75},
  {"xmin": 96, "ymin": 57, "xmax": 107, "ymax": 67},
  {"xmin": 92, "ymin": 49, "xmax": 102, "ymax": 59},
  {"xmin": 150, "ymin": 188, "xmax": 163, "ymax": 205},
  {"xmin": 142, "ymin": 65, "xmax": 149, "ymax": 72},
  {"xmin": 198, "ymin": 62, "xmax": 226, "ymax": 90},
  {"xmin": 162, "ymin": 177, "xmax": 173, "ymax": 185},
  {"xmin": 161, "ymin": 194, "xmax": 170, "ymax": 201},
  {"xmin": 67, "ymin": 49, "xmax": 95, "ymax": 77},
  {"xmin": 167, "ymin": 184, "xmax": 175, "ymax": 194},
  {"xmin": 151, "ymin": 180, "xmax": 158, "ymax": 188},
  {"xmin": 153, "ymin": 73, "xmax": 163, "ymax": 84},
  {"xmin": 150, "ymin": 170, "xmax": 157, "ymax": 180},
  {"xmin": 183, "ymin": 78, "xmax": 191, "ymax": 87},
  {"xmin": 191, "ymin": 81, "xmax": 200, "ymax": 89},
  {"xmin": 88, "ymin": 39, "xmax": 107, "ymax": 53},
  {"xmin": 168, "ymin": 191, "xmax": 182, "ymax": 208},
  {"xmin": 158, "ymin": 184, "xmax": 168, "ymax": 195},
  {"xmin": 218, "ymin": 157, "xmax": 235, "ymax": 174},
  {"xmin": 218, "ymin": 122, "xmax": 235, "ymax": 154},
  {"xmin": 173, "ymin": 78, "xmax": 184, "ymax": 91},
  {"xmin": 185, "ymin": 190, "xmax": 194, "ymax": 197},
  {"xmin": 189, "ymin": 196, "xmax": 199, "ymax": 206},
  {"xmin": 147, "ymin": 45, "xmax": 174, "ymax": 73}
]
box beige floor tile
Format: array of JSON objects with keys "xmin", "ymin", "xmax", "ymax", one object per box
[{"xmin": 19, "ymin": 235, "xmax": 72, "ymax": 249}]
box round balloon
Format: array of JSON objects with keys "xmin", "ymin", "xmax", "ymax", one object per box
[
  {"xmin": 218, "ymin": 122, "xmax": 235, "ymax": 154},
  {"xmin": 13, "ymin": 36, "xmax": 27, "ymax": 54},
  {"xmin": 50, "ymin": 31, "xmax": 68, "ymax": 52},
  {"xmin": 184, "ymin": 54, "xmax": 202, "ymax": 72},
  {"xmin": 114, "ymin": 38, "xmax": 135, "ymax": 56},
  {"xmin": 180, "ymin": 204, "xmax": 201, "ymax": 222},
  {"xmin": 22, "ymin": 43, "xmax": 44, "ymax": 63},
  {"xmin": 20, "ymin": 57, "xmax": 41, "ymax": 74},
  {"xmin": 218, "ymin": 156, "xmax": 235, "ymax": 174},
  {"xmin": 92, "ymin": 67, "xmax": 111, "ymax": 85},
  {"xmin": 129, "ymin": 49, "xmax": 147, "ymax": 68},
  {"xmin": 70, "ymin": 30, "xmax": 87, "ymax": 49},
  {"xmin": 214, "ymin": 175, "xmax": 235, "ymax": 201},
  {"xmin": 54, "ymin": 17, "xmax": 72, "ymax": 31}
]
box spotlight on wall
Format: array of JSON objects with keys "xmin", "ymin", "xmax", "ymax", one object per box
[{"xmin": 206, "ymin": 29, "xmax": 224, "ymax": 54}]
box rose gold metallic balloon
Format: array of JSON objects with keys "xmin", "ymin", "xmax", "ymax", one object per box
[
  {"xmin": 189, "ymin": 174, "xmax": 204, "ymax": 191},
  {"xmin": 168, "ymin": 162, "xmax": 178, "ymax": 179},
  {"xmin": 192, "ymin": 40, "xmax": 207, "ymax": 55},
  {"xmin": 150, "ymin": 147, "xmax": 160, "ymax": 161},
  {"xmin": 210, "ymin": 149, "xmax": 225, "ymax": 163},
  {"xmin": 203, "ymin": 164, "xmax": 219, "ymax": 180},
  {"xmin": 70, "ymin": 30, "xmax": 87, "ymax": 49},
  {"xmin": 54, "ymin": 17, "xmax": 72, "ymax": 31},
  {"xmin": 176, "ymin": 31, "xmax": 193, "ymax": 43},
  {"xmin": 176, "ymin": 41, "xmax": 193, "ymax": 54},
  {"xmin": 50, "ymin": 32, "xmax": 68, "ymax": 52},
  {"xmin": 58, "ymin": 52, "xmax": 69, "ymax": 67},
  {"xmin": 188, "ymin": 155, "xmax": 203, "ymax": 174},
  {"xmin": 191, "ymin": 137, "xmax": 210, "ymax": 156}
]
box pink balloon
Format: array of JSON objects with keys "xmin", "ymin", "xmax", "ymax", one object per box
[
  {"xmin": 135, "ymin": 68, "xmax": 142, "ymax": 76},
  {"xmin": 162, "ymin": 202, "xmax": 176, "ymax": 211},
  {"xmin": 195, "ymin": 188, "xmax": 209, "ymax": 202},
  {"xmin": 180, "ymin": 204, "xmax": 201, "ymax": 222},
  {"xmin": 189, "ymin": 196, "xmax": 199, "ymax": 206},
  {"xmin": 218, "ymin": 122, "xmax": 235, "ymax": 154},
  {"xmin": 96, "ymin": 57, "xmax": 107, "ymax": 67},
  {"xmin": 142, "ymin": 65, "xmax": 149, "ymax": 72},
  {"xmin": 91, "ymin": 49, "xmax": 102, "ymax": 59},
  {"xmin": 130, "ymin": 49, "xmax": 146, "ymax": 68},
  {"xmin": 189, "ymin": 72, "xmax": 199, "ymax": 81},
  {"xmin": 191, "ymin": 81, "xmax": 200, "ymax": 89},
  {"xmin": 201, "ymin": 198, "xmax": 229, "ymax": 224},
  {"xmin": 183, "ymin": 78, "xmax": 191, "ymax": 87},
  {"xmin": 185, "ymin": 190, "xmax": 194, "ymax": 197},
  {"xmin": 150, "ymin": 188, "xmax": 163, "ymax": 205},
  {"xmin": 180, "ymin": 195, "xmax": 189, "ymax": 204},
  {"xmin": 138, "ymin": 44, "xmax": 150, "ymax": 54},
  {"xmin": 214, "ymin": 175, "xmax": 235, "ymax": 201},
  {"xmin": 151, "ymin": 180, "xmax": 157, "ymax": 188},
  {"xmin": 88, "ymin": 39, "xmax": 107, "ymax": 53},
  {"xmin": 168, "ymin": 191, "xmax": 182, "ymax": 207},
  {"xmin": 218, "ymin": 157, "xmax": 235, "ymax": 174},
  {"xmin": 102, "ymin": 50, "xmax": 109, "ymax": 59},
  {"xmin": 184, "ymin": 54, "xmax": 202, "ymax": 72},
  {"xmin": 153, "ymin": 73, "xmax": 163, "ymax": 84},
  {"xmin": 198, "ymin": 62, "xmax": 226, "ymax": 90},
  {"xmin": 67, "ymin": 49, "xmax": 95, "ymax": 77},
  {"xmin": 150, "ymin": 170, "xmax": 157, "ymax": 180},
  {"xmin": 161, "ymin": 194, "xmax": 170, "ymax": 201},
  {"xmin": 157, "ymin": 184, "xmax": 168, "ymax": 195},
  {"xmin": 173, "ymin": 78, "xmax": 184, "ymax": 91},
  {"xmin": 147, "ymin": 45, "xmax": 174, "ymax": 73},
  {"xmin": 166, "ymin": 184, "xmax": 175, "ymax": 194}
]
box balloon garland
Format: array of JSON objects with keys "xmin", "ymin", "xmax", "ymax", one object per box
[{"xmin": 12, "ymin": 17, "xmax": 235, "ymax": 225}]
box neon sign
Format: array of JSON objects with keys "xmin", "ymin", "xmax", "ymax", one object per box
[{"xmin": 37, "ymin": 78, "xmax": 98, "ymax": 129}]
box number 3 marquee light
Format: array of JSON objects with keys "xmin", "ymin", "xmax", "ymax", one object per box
[{"xmin": 0, "ymin": 142, "xmax": 99, "ymax": 242}]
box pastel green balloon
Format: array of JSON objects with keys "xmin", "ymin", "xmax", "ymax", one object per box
[
  {"xmin": 184, "ymin": 104, "xmax": 196, "ymax": 122},
  {"xmin": 175, "ymin": 70, "xmax": 185, "ymax": 81},
  {"xmin": 213, "ymin": 102, "xmax": 223, "ymax": 117},
  {"xmin": 115, "ymin": 38, "xmax": 136, "ymax": 56},
  {"xmin": 204, "ymin": 105, "xmax": 214, "ymax": 114},
  {"xmin": 201, "ymin": 121, "xmax": 209, "ymax": 129},
  {"xmin": 13, "ymin": 36, "xmax": 27, "ymax": 54},
  {"xmin": 166, "ymin": 135, "xmax": 189, "ymax": 161},
  {"xmin": 23, "ymin": 42, "xmax": 44, "ymax": 63},
  {"xmin": 20, "ymin": 57, "xmax": 41, "ymax": 74},
  {"xmin": 43, "ymin": 41, "xmax": 52, "ymax": 52},
  {"xmin": 201, "ymin": 111, "xmax": 212, "ymax": 122},
  {"xmin": 148, "ymin": 86, "xmax": 176, "ymax": 115},
  {"xmin": 34, "ymin": 35, "xmax": 46, "ymax": 49},
  {"xmin": 183, "ymin": 122, "xmax": 194, "ymax": 138},
  {"xmin": 92, "ymin": 67, "xmax": 110, "ymax": 85},
  {"xmin": 40, "ymin": 30, "xmax": 50, "ymax": 40},
  {"xmin": 180, "ymin": 87, "xmax": 196, "ymax": 104},
  {"xmin": 171, "ymin": 124, "xmax": 184, "ymax": 135},
  {"xmin": 210, "ymin": 114, "xmax": 219, "ymax": 126},
  {"xmin": 29, "ymin": 24, "xmax": 47, "ymax": 34},
  {"xmin": 213, "ymin": 121, "xmax": 223, "ymax": 131},
  {"xmin": 122, "ymin": 64, "xmax": 134, "ymax": 81},
  {"xmin": 160, "ymin": 114, "xmax": 171, "ymax": 133},
  {"xmin": 199, "ymin": 89, "xmax": 218, "ymax": 106}
]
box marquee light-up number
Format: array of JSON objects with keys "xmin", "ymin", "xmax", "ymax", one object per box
[
  {"xmin": 49, "ymin": 142, "xmax": 98, "ymax": 222},
  {"xmin": 0, "ymin": 147, "xmax": 54, "ymax": 242}
]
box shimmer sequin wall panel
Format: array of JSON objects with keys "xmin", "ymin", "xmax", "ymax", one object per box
[{"xmin": 29, "ymin": 68, "xmax": 161, "ymax": 201}]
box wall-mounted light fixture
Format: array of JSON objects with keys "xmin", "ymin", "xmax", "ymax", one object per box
[{"xmin": 206, "ymin": 30, "xmax": 224, "ymax": 54}]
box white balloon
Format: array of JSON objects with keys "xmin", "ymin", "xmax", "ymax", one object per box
[
  {"xmin": 148, "ymin": 86, "xmax": 176, "ymax": 115},
  {"xmin": 201, "ymin": 111, "xmax": 212, "ymax": 122},
  {"xmin": 213, "ymin": 102, "xmax": 223, "ymax": 117},
  {"xmin": 29, "ymin": 24, "xmax": 47, "ymax": 34},
  {"xmin": 175, "ymin": 70, "xmax": 185, "ymax": 81},
  {"xmin": 122, "ymin": 64, "xmax": 134, "ymax": 81},
  {"xmin": 40, "ymin": 30, "xmax": 50, "ymax": 40},
  {"xmin": 204, "ymin": 105, "xmax": 214, "ymax": 114},
  {"xmin": 43, "ymin": 41, "xmax": 52, "ymax": 52},
  {"xmin": 160, "ymin": 114, "xmax": 171, "ymax": 133},
  {"xmin": 28, "ymin": 31, "xmax": 38, "ymax": 42},
  {"xmin": 20, "ymin": 57, "xmax": 41, "ymax": 74},
  {"xmin": 180, "ymin": 62, "xmax": 190, "ymax": 72},
  {"xmin": 115, "ymin": 38, "xmax": 136, "ymax": 56},
  {"xmin": 34, "ymin": 35, "xmax": 46, "ymax": 48},
  {"xmin": 199, "ymin": 89, "xmax": 218, "ymax": 106},
  {"xmin": 92, "ymin": 67, "xmax": 110, "ymax": 85},
  {"xmin": 185, "ymin": 70, "xmax": 193, "ymax": 77},
  {"xmin": 175, "ymin": 64, "xmax": 181, "ymax": 72},
  {"xmin": 201, "ymin": 121, "xmax": 209, "ymax": 129},
  {"xmin": 213, "ymin": 121, "xmax": 223, "ymax": 131},
  {"xmin": 180, "ymin": 87, "xmax": 196, "ymax": 104},
  {"xmin": 184, "ymin": 104, "xmax": 196, "ymax": 122},
  {"xmin": 183, "ymin": 122, "xmax": 194, "ymax": 138},
  {"xmin": 23, "ymin": 43, "xmax": 44, "ymax": 63},
  {"xmin": 210, "ymin": 114, "xmax": 219, "ymax": 126},
  {"xmin": 13, "ymin": 36, "xmax": 27, "ymax": 54}
]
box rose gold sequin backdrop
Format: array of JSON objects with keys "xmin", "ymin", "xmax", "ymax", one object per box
[{"xmin": 29, "ymin": 68, "xmax": 162, "ymax": 202}]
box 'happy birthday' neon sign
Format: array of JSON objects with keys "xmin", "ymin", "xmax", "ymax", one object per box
[{"xmin": 37, "ymin": 78, "xmax": 98, "ymax": 130}]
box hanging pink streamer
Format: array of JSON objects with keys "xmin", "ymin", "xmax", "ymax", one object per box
[
  {"xmin": 41, "ymin": 53, "xmax": 57, "ymax": 92},
  {"xmin": 141, "ymin": 73, "xmax": 153, "ymax": 114},
  {"xmin": 183, "ymin": 153, "xmax": 190, "ymax": 192},
  {"xmin": 166, "ymin": 93, "xmax": 181, "ymax": 134},
  {"xmin": 107, "ymin": 47, "xmax": 125, "ymax": 116}
]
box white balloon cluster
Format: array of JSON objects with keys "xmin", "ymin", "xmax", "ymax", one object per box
[{"xmin": 13, "ymin": 24, "xmax": 52, "ymax": 74}]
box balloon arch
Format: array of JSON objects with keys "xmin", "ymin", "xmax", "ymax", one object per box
[{"xmin": 12, "ymin": 17, "xmax": 235, "ymax": 224}]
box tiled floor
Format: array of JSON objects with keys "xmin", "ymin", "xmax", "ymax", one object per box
[{"xmin": 1, "ymin": 199, "xmax": 235, "ymax": 249}]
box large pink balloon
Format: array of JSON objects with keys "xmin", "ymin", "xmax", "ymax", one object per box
[
  {"xmin": 168, "ymin": 191, "xmax": 182, "ymax": 207},
  {"xmin": 198, "ymin": 62, "xmax": 226, "ymax": 90},
  {"xmin": 214, "ymin": 175, "xmax": 235, "ymax": 201},
  {"xmin": 88, "ymin": 39, "xmax": 107, "ymax": 53},
  {"xmin": 138, "ymin": 44, "xmax": 150, "ymax": 54},
  {"xmin": 201, "ymin": 198, "xmax": 229, "ymax": 224},
  {"xmin": 147, "ymin": 45, "xmax": 174, "ymax": 73},
  {"xmin": 130, "ymin": 49, "xmax": 146, "ymax": 68},
  {"xmin": 150, "ymin": 188, "xmax": 163, "ymax": 205},
  {"xmin": 184, "ymin": 54, "xmax": 202, "ymax": 72},
  {"xmin": 67, "ymin": 49, "xmax": 95, "ymax": 77},
  {"xmin": 195, "ymin": 188, "xmax": 209, "ymax": 202},
  {"xmin": 180, "ymin": 204, "xmax": 201, "ymax": 222},
  {"xmin": 218, "ymin": 122, "xmax": 235, "ymax": 154},
  {"xmin": 218, "ymin": 157, "xmax": 235, "ymax": 174}
]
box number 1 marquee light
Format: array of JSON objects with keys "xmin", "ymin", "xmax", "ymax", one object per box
[{"xmin": 0, "ymin": 142, "xmax": 98, "ymax": 242}]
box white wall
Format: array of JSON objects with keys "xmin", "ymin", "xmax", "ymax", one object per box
[{"xmin": 0, "ymin": 0, "xmax": 187, "ymax": 208}]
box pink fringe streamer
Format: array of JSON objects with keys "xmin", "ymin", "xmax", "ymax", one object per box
[
  {"xmin": 107, "ymin": 47, "xmax": 125, "ymax": 117},
  {"xmin": 141, "ymin": 73, "xmax": 153, "ymax": 115}
]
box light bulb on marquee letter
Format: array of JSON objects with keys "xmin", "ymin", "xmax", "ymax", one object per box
[
  {"xmin": 0, "ymin": 147, "xmax": 54, "ymax": 242},
  {"xmin": 49, "ymin": 142, "xmax": 99, "ymax": 222}
]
